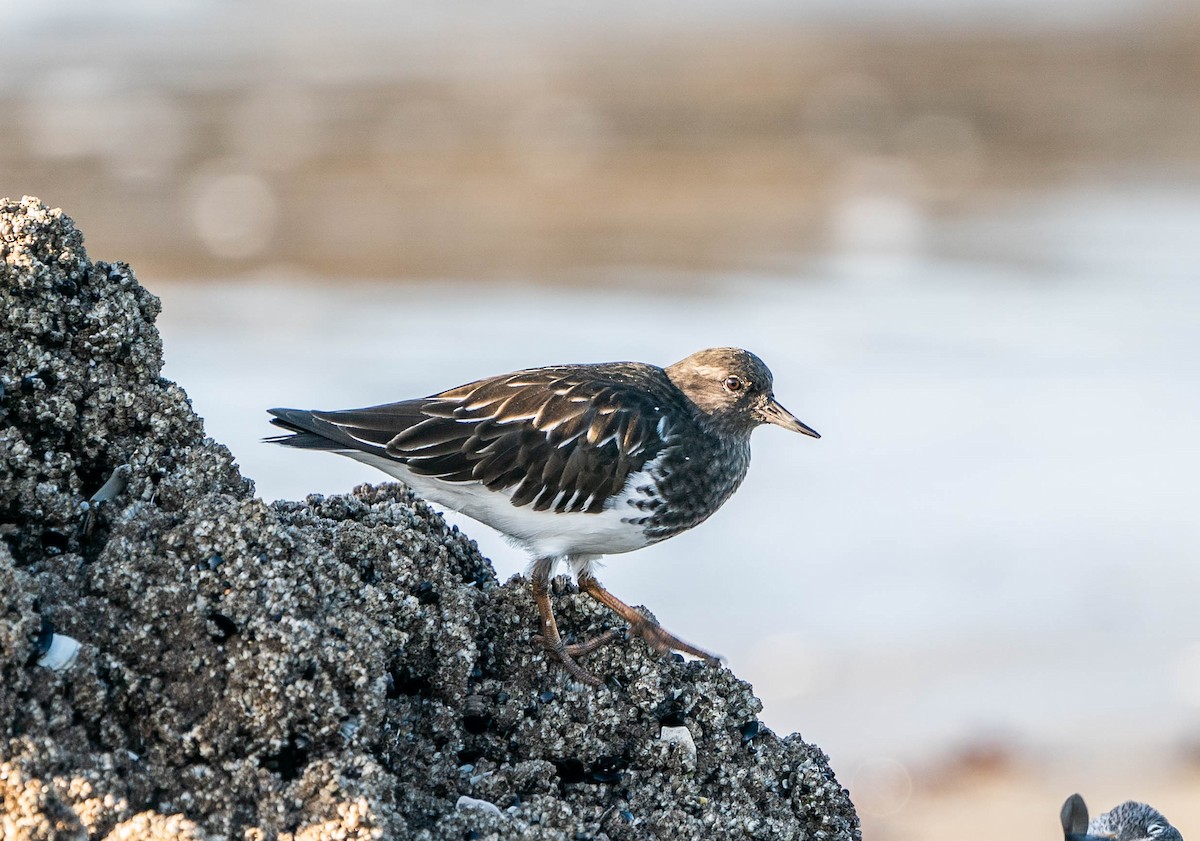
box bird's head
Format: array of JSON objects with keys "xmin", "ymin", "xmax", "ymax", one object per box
[
  {"xmin": 1096, "ymin": 802, "xmax": 1183, "ymax": 841},
  {"xmin": 665, "ymin": 347, "xmax": 820, "ymax": 438}
]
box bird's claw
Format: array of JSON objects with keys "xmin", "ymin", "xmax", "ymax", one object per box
[
  {"xmin": 626, "ymin": 619, "xmax": 721, "ymax": 663},
  {"xmin": 531, "ymin": 621, "xmax": 718, "ymax": 687},
  {"xmin": 532, "ymin": 631, "xmax": 623, "ymax": 687}
]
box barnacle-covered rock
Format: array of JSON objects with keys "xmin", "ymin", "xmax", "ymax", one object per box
[{"xmin": 0, "ymin": 197, "xmax": 860, "ymax": 840}]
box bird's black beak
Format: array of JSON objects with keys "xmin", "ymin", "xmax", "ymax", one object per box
[{"xmin": 758, "ymin": 397, "xmax": 820, "ymax": 438}]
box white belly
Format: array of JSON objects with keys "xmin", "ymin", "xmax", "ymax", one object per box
[{"xmin": 347, "ymin": 451, "xmax": 656, "ymax": 559}]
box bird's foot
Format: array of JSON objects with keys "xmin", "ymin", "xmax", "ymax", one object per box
[
  {"xmin": 561, "ymin": 628, "xmax": 625, "ymax": 657},
  {"xmin": 532, "ymin": 629, "xmax": 624, "ymax": 687},
  {"xmin": 627, "ymin": 618, "xmax": 721, "ymax": 663}
]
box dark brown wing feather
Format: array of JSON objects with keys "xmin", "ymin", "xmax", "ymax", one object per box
[{"xmin": 296, "ymin": 364, "xmax": 682, "ymax": 514}]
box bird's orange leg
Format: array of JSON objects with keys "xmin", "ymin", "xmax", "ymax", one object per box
[
  {"xmin": 529, "ymin": 559, "xmax": 620, "ymax": 686},
  {"xmin": 576, "ymin": 572, "xmax": 720, "ymax": 663}
]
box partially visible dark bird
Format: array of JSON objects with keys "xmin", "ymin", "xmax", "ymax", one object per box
[
  {"xmin": 267, "ymin": 347, "xmax": 819, "ymax": 685},
  {"xmin": 1062, "ymin": 793, "xmax": 1183, "ymax": 841}
]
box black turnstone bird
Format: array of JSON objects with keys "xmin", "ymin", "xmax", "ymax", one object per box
[
  {"xmin": 1062, "ymin": 793, "xmax": 1183, "ymax": 841},
  {"xmin": 267, "ymin": 347, "xmax": 819, "ymax": 685}
]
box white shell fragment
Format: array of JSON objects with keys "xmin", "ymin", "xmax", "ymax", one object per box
[
  {"xmin": 90, "ymin": 464, "xmax": 131, "ymax": 503},
  {"xmin": 455, "ymin": 795, "xmax": 503, "ymax": 818},
  {"xmin": 659, "ymin": 725, "xmax": 698, "ymax": 762},
  {"xmin": 38, "ymin": 633, "xmax": 81, "ymax": 671}
]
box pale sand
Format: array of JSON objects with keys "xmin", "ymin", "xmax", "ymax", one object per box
[{"xmin": 862, "ymin": 754, "xmax": 1200, "ymax": 841}]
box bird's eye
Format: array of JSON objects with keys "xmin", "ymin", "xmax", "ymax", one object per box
[{"xmin": 723, "ymin": 376, "xmax": 745, "ymax": 393}]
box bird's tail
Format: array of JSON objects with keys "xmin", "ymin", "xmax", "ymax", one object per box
[{"xmin": 265, "ymin": 408, "xmax": 350, "ymax": 451}]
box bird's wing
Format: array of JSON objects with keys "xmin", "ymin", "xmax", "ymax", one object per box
[{"xmin": 271, "ymin": 365, "xmax": 680, "ymax": 514}]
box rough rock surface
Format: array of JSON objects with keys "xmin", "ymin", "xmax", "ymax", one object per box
[{"xmin": 0, "ymin": 196, "xmax": 860, "ymax": 840}]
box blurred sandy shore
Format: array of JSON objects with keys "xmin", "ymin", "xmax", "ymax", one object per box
[
  {"xmin": 862, "ymin": 751, "xmax": 1200, "ymax": 841},
  {"xmin": 4, "ymin": 16, "xmax": 1200, "ymax": 279}
]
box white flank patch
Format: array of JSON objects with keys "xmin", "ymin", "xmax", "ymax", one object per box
[{"xmin": 345, "ymin": 451, "xmax": 665, "ymax": 559}]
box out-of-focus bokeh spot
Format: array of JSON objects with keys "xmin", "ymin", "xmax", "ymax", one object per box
[
  {"xmin": 22, "ymin": 69, "xmax": 125, "ymax": 162},
  {"xmin": 829, "ymin": 156, "xmax": 926, "ymax": 257},
  {"xmin": 852, "ymin": 756, "xmax": 914, "ymax": 817},
  {"xmin": 187, "ymin": 162, "xmax": 278, "ymax": 259}
]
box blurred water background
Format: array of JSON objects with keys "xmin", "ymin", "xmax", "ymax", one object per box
[{"xmin": 5, "ymin": 2, "xmax": 1200, "ymax": 839}]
